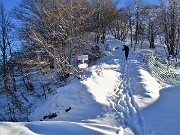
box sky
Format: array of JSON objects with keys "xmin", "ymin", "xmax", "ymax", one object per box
[
  {"xmin": 1, "ymin": 0, "xmax": 21, "ymax": 10},
  {"xmin": 118, "ymin": 0, "xmax": 160, "ymax": 7},
  {"xmin": 1, "ymin": 0, "xmax": 160, "ymax": 10}
]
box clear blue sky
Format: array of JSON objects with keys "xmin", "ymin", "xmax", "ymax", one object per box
[
  {"xmin": 1, "ymin": 0, "xmax": 21, "ymax": 10},
  {"xmin": 2, "ymin": 0, "xmax": 160, "ymax": 9},
  {"xmin": 144, "ymin": 0, "xmax": 160, "ymax": 4},
  {"xmin": 118, "ymin": 0, "xmax": 160, "ymax": 7}
]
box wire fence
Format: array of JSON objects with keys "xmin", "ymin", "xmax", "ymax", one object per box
[{"xmin": 149, "ymin": 56, "xmax": 180, "ymax": 84}]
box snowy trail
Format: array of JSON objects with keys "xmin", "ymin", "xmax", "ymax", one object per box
[
  {"xmin": 107, "ymin": 58, "xmax": 145, "ymax": 135},
  {"xmin": 94, "ymin": 37, "xmax": 147, "ymax": 135},
  {"xmin": 119, "ymin": 60, "xmax": 145, "ymax": 134}
]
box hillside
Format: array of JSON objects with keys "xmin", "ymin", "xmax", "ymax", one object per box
[{"xmin": 0, "ymin": 36, "xmax": 180, "ymax": 135}]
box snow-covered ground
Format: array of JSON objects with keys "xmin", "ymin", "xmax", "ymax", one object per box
[{"xmin": 0, "ymin": 35, "xmax": 180, "ymax": 135}]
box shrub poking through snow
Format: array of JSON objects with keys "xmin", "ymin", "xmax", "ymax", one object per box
[
  {"xmin": 43, "ymin": 112, "xmax": 57, "ymax": 120},
  {"xmin": 65, "ymin": 107, "xmax": 71, "ymax": 112}
]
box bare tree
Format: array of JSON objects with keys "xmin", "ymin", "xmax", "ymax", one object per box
[
  {"xmin": 160, "ymin": 0, "xmax": 180, "ymax": 56},
  {"xmin": 90, "ymin": 0, "xmax": 118, "ymax": 44},
  {"xmin": 0, "ymin": 3, "xmax": 26, "ymax": 121},
  {"xmin": 143, "ymin": 4, "xmax": 161, "ymax": 48},
  {"xmin": 127, "ymin": 0, "xmax": 135, "ymax": 47},
  {"xmin": 110, "ymin": 8, "xmax": 129, "ymax": 41},
  {"xmin": 134, "ymin": 0, "xmax": 142, "ymax": 46},
  {"xmin": 0, "ymin": 3, "xmax": 12, "ymax": 80}
]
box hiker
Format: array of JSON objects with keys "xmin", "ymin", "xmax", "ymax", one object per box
[{"xmin": 122, "ymin": 45, "xmax": 129, "ymax": 60}]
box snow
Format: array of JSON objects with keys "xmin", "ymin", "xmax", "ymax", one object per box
[
  {"xmin": 142, "ymin": 86, "xmax": 180, "ymax": 135},
  {"xmin": 0, "ymin": 35, "xmax": 180, "ymax": 135}
]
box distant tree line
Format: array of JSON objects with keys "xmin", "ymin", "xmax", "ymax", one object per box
[{"xmin": 0, "ymin": 0, "xmax": 179, "ymax": 121}]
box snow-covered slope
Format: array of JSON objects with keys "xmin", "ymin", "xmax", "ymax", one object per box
[{"xmin": 0, "ymin": 35, "xmax": 180, "ymax": 135}]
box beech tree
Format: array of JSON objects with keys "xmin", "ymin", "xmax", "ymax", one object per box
[
  {"xmin": 0, "ymin": 3, "xmax": 25, "ymax": 122},
  {"xmin": 13, "ymin": 0, "xmax": 92, "ymax": 77},
  {"xmin": 90, "ymin": 0, "xmax": 118, "ymax": 44},
  {"xmin": 142, "ymin": 4, "xmax": 161, "ymax": 48},
  {"xmin": 0, "ymin": 3, "xmax": 12, "ymax": 80},
  {"xmin": 160, "ymin": 0, "xmax": 180, "ymax": 56},
  {"xmin": 110, "ymin": 8, "xmax": 129, "ymax": 41}
]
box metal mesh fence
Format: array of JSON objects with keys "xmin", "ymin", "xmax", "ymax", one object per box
[{"xmin": 149, "ymin": 56, "xmax": 180, "ymax": 84}]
